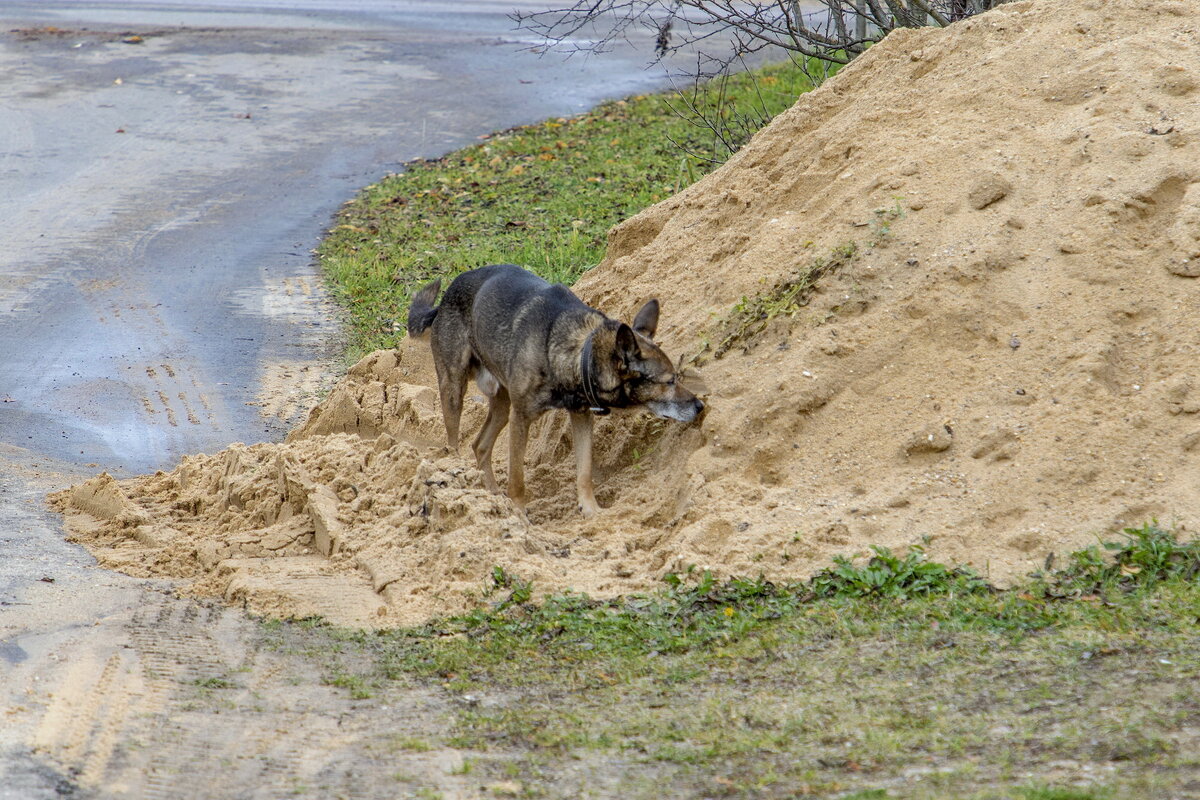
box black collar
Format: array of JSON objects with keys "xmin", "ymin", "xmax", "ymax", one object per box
[{"xmin": 580, "ymin": 329, "xmax": 611, "ymax": 416}]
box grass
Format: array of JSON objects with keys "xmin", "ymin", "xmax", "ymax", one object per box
[
  {"xmin": 269, "ymin": 523, "xmax": 1200, "ymax": 798},
  {"xmin": 316, "ymin": 60, "xmax": 820, "ymax": 359}
]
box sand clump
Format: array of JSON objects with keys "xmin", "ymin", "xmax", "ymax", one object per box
[{"xmin": 55, "ymin": 0, "xmax": 1200, "ymax": 626}]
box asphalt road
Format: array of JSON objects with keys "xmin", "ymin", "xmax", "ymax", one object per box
[
  {"xmin": 0, "ymin": 0, "xmax": 671, "ymax": 473},
  {"xmin": 0, "ymin": 3, "xmax": 680, "ymax": 795}
]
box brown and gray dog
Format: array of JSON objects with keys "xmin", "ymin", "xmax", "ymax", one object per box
[{"xmin": 406, "ymin": 264, "xmax": 703, "ymax": 515}]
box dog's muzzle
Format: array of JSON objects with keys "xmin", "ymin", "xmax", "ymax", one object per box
[{"xmin": 648, "ymin": 397, "xmax": 704, "ymax": 423}]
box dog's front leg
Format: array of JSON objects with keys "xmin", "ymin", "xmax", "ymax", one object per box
[
  {"xmin": 569, "ymin": 411, "xmax": 601, "ymax": 516},
  {"xmin": 472, "ymin": 384, "xmax": 509, "ymax": 494},
  {"xmin": 506, "ymin": 409, "xmax": 532, "ymax": 511}
]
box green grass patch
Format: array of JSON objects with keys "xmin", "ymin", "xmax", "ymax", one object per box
[
  {"xmin": 268, "ymin": 523, "xmax": 1200, "ymax": 798},
  {"xmin": 316, "ymin": 61, "xmax": 820, "ymax": 359}
]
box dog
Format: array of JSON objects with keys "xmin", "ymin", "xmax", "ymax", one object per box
[{"xmin": 406, "ymin": 264, "xmax": 703, "ymax": 515}]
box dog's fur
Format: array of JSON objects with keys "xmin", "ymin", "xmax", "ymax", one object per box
[{"xmin": 407, "ymin": 264, "xmax": 703, "ymax": 515}]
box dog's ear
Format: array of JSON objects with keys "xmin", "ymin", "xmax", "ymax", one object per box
[
  {"xmin": 631, "ymin": 299, "xmax": 659, "ymax": 338},
  {"xmin": 614, "ymin": 323, "xmax": 641, "ymax": 367}
]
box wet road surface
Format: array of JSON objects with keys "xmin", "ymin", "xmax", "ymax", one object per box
[
  {"xmin": 0, "ymin": 1, "xmax": 670, "ymax": 472},
  {"xmin": 0, "ymin": 3, "xmax": 679, "ymax": 795}
]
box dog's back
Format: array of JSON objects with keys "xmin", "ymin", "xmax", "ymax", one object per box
[
  {"xmin": 410, "ymin": 265, "xmax": 594, "ymax": 385},
  {"xmin": 467, "ymin": 266, "xmax": 592, "ymax": 378},
  {"xmin": 407, "ymin": 264, "xmax": 560, "ymax": 334}
]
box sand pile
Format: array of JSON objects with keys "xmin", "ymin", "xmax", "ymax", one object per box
[{"xmin": 55, "ymin": 0, "xmax": 1200, "ymax": 626}]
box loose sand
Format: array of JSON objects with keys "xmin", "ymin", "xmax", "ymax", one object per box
[{"xmin": 54, "ymin": 0, "xmax": 1200, "ymax": 627}]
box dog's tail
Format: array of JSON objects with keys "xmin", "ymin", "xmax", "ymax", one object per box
[{"xmin": 406, "ymin": 279, "xmax": 441, "ymax": 340}]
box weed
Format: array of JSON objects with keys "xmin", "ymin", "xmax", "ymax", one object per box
[
  {"xmin": 868, "ymin": 197, "xmax": 906, "ymax": 243},
  {"xmin": 326, "ymin": 670, "xmax": 373, "ymax": 700},
  {"xmin": 483, "ymin": 565, "xmax": 533, "ymax": 610},
  {"xmin": 697, "ymin": 240, "xmax": 858, "ymax": 363},
  {"xmin": 810, "ymin": 543, "xmax": 992, "ymax": 600},
  {"xmin": 387, "ymin": 735, "xmax": 434, "ymax": 753},
  {"xmin": 190, "ymin": 675, "xmax": 238, "ymax": 690},
  {"xmin": 1033, "ymin": 521, "xmax": 1200, "ymax": 598}
]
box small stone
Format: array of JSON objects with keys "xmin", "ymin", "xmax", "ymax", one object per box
[
  {"xmin": 968, "ymin": 173, "xmax": 1011, "ymax": 210},
  {"xmin": 903, "ymin": 424, "xmax": 953, "ymax": 456},
  {"xmin": 1167, "ymin": 259, "xmax": 1200, "ymax": 278}
]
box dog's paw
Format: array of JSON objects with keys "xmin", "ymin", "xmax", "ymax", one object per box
[{"xmin": 577, "ymin": 500, "xmax": 601, "ymax": 517}]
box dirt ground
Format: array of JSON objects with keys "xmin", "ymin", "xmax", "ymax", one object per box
[{"xmin": 54, "ymin": 0, "xmax": 1200, "ymax": 630}]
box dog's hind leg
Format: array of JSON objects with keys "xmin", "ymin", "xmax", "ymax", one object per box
[
  {"xmin": 569, "ymin": 411, "xmax": 601, "ymax": 516},
  {"xmin": 430, "ymin": 322, "xmax": 472, "ymax": 450},
  {"xmin": 472, "ymin": 375, "xmax": 509, "ymax": 493},
  {"xmin": 432, "ymin": 355, "xmax": 469, "ymax": 451}
]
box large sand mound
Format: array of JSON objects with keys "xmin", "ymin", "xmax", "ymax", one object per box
[{"xmin": 55, "ymin": 0, "xmax": 1200, "ymax": 627}]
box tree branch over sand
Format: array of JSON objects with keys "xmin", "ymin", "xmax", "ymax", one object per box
[{"xmin": 513, "ymin": 0, "xmax": 1010, "ymax": 71}]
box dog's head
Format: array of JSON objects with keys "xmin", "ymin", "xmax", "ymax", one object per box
[{"xmin": 598, "ymin": 299, "xmax": 704, "ymax": 423}]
